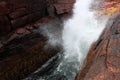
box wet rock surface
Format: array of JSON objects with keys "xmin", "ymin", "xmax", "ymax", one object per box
[
  {"xmin": 76, "ymin": 15, "xmax": 120, "ymax": 80},
  {"xmin": 0, "ymin": 0, "xmax": 75, "ymax": 79},
  {"xmin": 0, "ymin": 16, "xmax": 64, "ymax": 80},
  {"xmin": 24, "ymin": 52, "xmax": 68, "ymax": 80},
  {"xmin": 0, "ymin": 32, "xmax": 61, "ymax": 80},
  {"xmin": 2, "ymin": 0, "xmax": 120, "ymax": 80}
]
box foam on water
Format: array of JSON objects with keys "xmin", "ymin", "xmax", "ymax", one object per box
[
  {"xmin": 56, "ymin": 0, "xmax": 109, "ymax": 79},
  {"xmin": 25, "ymin": 0, "xmax": 110, "ymax": 80}
]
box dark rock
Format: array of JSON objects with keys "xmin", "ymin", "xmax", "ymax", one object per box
[
  {"xmin": 54, "ymin": 4, "xmax": 74, "ymax": 14},
  {"xmin": 0, "ymin": 33, "xmax": 60, "ymax": 80},
  {"xmin": 16, "ymin": 28, "xmax": 26, "ymax": 34},
  {"xmin": 24, "ymin": 52, "xmax": 65, "ymax": 80},
  {"xmin": 0, "ymin": 0, "xmax": 75, "ymax": 80},
  {"xmin": 11, "ymin": 11, "xmax": 45, "ymax": 29},
  {"xmin": 0, "ymin": 0, "xmax": 75, "ymax": 37},
  {"xmin": 9, "ymin": 8, "xmax": 27, "ymax": 19},
  {"xmin": 33, "ymin": 17, "xmax": 55, "ymax": 28},
  {"xmin": 0, "ymin": 1, "xmax": 9, "ymax": 15},
  {"xmin": 46, "ymin": 74, "xmax": 68, "ymax": 80},
  {"xmin": 0, "ymin": 16, "xmax": 11, "ymax": 36},
  {"xmin": 1, "ymin": 33, "xmax": 18, "ymax": 45},
  {"xmin": 47, "ymin": 0, "xmax": 75, "ymax": 16},
  {"xmin": 0, "ymin": 41, "xmax": 3, "ymax": 48},
  {"xmin": 25, "ymin": 24, "xmax": 34, "ymax": 30}
]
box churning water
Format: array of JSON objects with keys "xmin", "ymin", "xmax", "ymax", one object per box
[
  {"xmin": 58, "ymin": 0, "xmax": 109, "ymax": 80},
  {"xmin": 25, "ymin": 0, "xmax": 110, "ymax": 80}
]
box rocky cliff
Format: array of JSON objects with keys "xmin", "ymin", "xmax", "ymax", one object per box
[
  {"xmin": 76, "ymin": 15, "xmax": 120, "ymax": 80},
  {"xmin": 0, "ymin": 0, "xmax": 75, "ymax": 37},
  {"xmin": 0, "ymin": 0, "xmax": 75, "ymax": 80},
  {"xmin": 1, "ymin": 0, "xmax": 120, "ymax": 80}
]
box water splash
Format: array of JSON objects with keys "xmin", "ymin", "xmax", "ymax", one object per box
[
  {"xmin": 24, "ymin": 0, "xmax": 110, "ymax": 80},
  {"xmin": 57, "ymin": 0, "xmax": 109, "ymax": 80}
]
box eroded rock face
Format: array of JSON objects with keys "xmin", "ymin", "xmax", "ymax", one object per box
[
  {"xmin": 0, "ymin": 33, "xmax": 58, "ymax": 80},
  {"xmin": 0, "ymin": 1, "xmax": 75, "ymax": 79},
  {"xmin": 0, "ymin": 0, "xmax": 75, "ymax": 36},
  {"xmin": 0, "ymin": 17, "xmax": 64, "ymax": 80},
  {"xmin": 0, "ymin": 0, "xmax": 73, "ymax": 79},
  {"xmin": 76, "ymin": 15, "xmax": 120, "ymax": 80}
]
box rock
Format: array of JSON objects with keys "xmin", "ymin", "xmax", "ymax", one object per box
[
  {"xmin": 0, "ymin": 16, "xmax": 11, "ymax": 36},
  {"xmin": 33, "ymin": 17, "xmax": 55, "ymax": 28},
  {"xmin": 24, "ymin": 52, "xmax": 64, "ymax": 80},
  {"xmin": 0, "ymin": 0, "xmax": 75, "ymax": 80},
  {"xmin": 76, "ymin": 15, "xmax": 120, "ymax": 80},
  {"xmin": 11, "ymin": 11, "xmax": 45, "ymax": 29},
  {"xmin": 0, "ymin": 0, "xmax": 74, "ymax": 37},
  {"xmin": 1, "ymin": 33, "xmax": 18, "ymax": 45},
  {"xmin": 0, "ymin": 16, "xmax": 64, "ymax": 80},
  {"xmin": 25, "ymin": 24, "xmax": 34, "ymax": 30},
  {"xmin": 0, "ymin": 41, "xmax": 3, "ymax": 48},
  {"xmin": 33, "ymin": 22, "xmax": 42, "ymax": 28},
  {"xmin": 9, "ymin": 8, "xmax": 27, "ymax": 19},
  {"xmin": 45, "ymin": 74, "xmax": 68, "ymax": 80},
  {"xmin": 54, "ymin": 4, "xmax": 73, "ymax": 14},
  {"xmin": 0, "ymin": 33, "xmax": 60, "ymax": 80},
  {"xmin": 1, "ymin": 28, "xmax": 31, "ymax": 45},
  {"xmin": 47, "ymin": 0, "xmax": 75, "ymax": 16},
  {"xmin": 0, "ymin": 1, "xmax": 9, "ymax": 15},
  {"xmin": 16, "ymin": 28, "xmax": 26, "ymax": 34}
]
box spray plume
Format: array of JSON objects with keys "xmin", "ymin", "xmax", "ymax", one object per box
[
  {"xmin": 26, "ymin": 0, "xmax": 115, "ymax": 80},
  {"xmin": 58, "ymin": 0, "xmax": 110, "ymax": 79}
]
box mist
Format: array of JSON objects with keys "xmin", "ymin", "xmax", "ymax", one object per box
[
  {"xmin": 57, "ymin": 0, "xmax": 109, "ymax": 79},
  {"xmin": 26, "ymin": 0, "xmax": 111, "ymax": 80},
  {"xmin": 38, "ymin": 19, "xmax": 63, "ymax": 50},
  {"xmin": 62, "ymin": 0, "xmax": 108, "ymax": 63}
]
